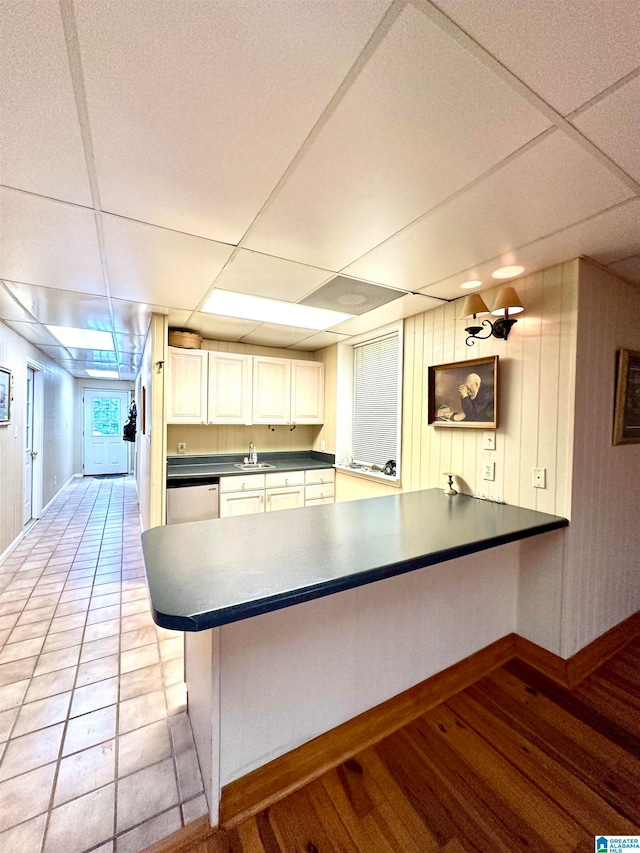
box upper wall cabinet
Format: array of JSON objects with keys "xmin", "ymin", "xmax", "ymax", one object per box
[
  {"xmin": 166, "ymin": 347, "xmax": 325, "ymax": 426},
  {"xmin": 166, "ymin": 348, "xmax": 208, "ymax": 424},
  {"xmin": 291, "ymin": 360, "xmax": 325, "ymax": 424},
  {"xmin": 252, "ymin": 357, "xmax": 292, "ymax": 425},
  {"xmin": 208, "ymin": 352, "xmax": 253, "ymax": 425}
]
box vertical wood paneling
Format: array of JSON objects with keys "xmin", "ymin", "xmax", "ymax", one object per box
[
  {"xmin": 0, "ymin": 320, "xmax": 75, "ymax": 558},
  {"xmin": 312, "ymin": 345, "xmax": 337, "ymax": 456}
]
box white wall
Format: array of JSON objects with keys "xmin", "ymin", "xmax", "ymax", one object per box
[
  {"xmin": 0, "ymin": 320, "xmax": 75, "ymax": 559},
  {"xmin": 561, "ymin": 260, "xmax": 640, "ymax": 657}
]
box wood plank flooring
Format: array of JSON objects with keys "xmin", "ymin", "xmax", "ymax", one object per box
[{"xmin": 196, "ymin": 638, "xmax": 640, "ymax": 852}]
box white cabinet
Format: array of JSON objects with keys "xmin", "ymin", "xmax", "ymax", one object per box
[
  {"xmin": 219, "ymin": 473, "xmax": 266, "ymax": 517},
  {"xmin": 208, "ymin": 353, "xmax": 252, "ymax": 424},
  {"xmin": 167, "ymin": 348, "xmax": 325, "ymax": 427},
  {"xmin": 265, "ymin": 470, "xmax": 305, "ymax": 512},
  {"xmin": 291, "ymin": 360, "xmax": 324, "ymax": 424},
  {"xmin": 166, "ymin": 348, "xmax": 208, "ymax": 424},
  {"xmin": 252, "ymin": 357, "xmax": 291, "ymax": 425}
]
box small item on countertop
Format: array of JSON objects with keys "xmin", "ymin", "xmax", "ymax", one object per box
[
  {"xmin": 443, "ymin": 472, "xmax": 457, "ymax": 496},
  {"xmin": 383, "ymin": 459, "xmax": 396, "ymax": 477}
]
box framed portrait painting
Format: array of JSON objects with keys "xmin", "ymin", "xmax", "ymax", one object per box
[
  {"xmin": 0, "ymin": 366, "xmax": 12, "ymax": 425},
  {"xmin": 613, "ymin": 348, "xmax": 640, "ymax": 445},
  {"xmin": 428, "ymin": 355, "xmax": 498, "ymax": 429}
]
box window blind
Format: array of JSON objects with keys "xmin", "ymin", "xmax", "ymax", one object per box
[{"xmin": 352, "ymin": 332, "xmax": 399, "ymax": 467}]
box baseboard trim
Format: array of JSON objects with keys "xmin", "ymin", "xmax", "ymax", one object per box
[
  {"xmin": 140, "ymin": 816, "xmax": 221, "ymax": 853},
  {"xmin": 218, "ymin": 611, "xmax": 640, "ymax": 830},
  {"xmin": 41, "ymin": 474, "xmax": 77, "ymax": 517},
  {"xmin": 0, "ymin": 530, "xmax": 25, "ymax": 567}
]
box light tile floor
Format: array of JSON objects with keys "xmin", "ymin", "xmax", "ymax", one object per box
[{"xmin": 0, "ymin": 476, "xmax": 207, "ymax": 853}]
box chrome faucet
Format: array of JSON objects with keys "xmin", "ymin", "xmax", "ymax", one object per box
[{"xmin": 249, "ymin": 442, "xmax": 258, "ymax": 464}]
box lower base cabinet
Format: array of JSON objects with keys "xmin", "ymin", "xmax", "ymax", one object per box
[{"xmin": 219, "ymin": 467, "xmax": 335, "ymax": 518}]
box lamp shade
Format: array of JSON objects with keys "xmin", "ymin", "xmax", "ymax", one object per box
[
  {"xmin": 461, "ymin": 293, "xmax": 490, "ymax": 319},
  {"xmin": 491, "ymin": 286, "xmax": 524, "ymax": 317}
]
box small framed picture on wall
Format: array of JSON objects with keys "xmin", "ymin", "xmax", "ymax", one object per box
[
  {"xmin": 613, "ymin": 348, "xmax": 640, "ymax": 445},
  {"xmin": 0, "ymin": 366, "xmax": 12, "ymax": 425},
  {"xmin": 428, "ymin": 356, "xmax": 498, "ymax": 429}
]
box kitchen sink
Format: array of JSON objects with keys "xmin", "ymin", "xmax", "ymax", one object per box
[{"xmin": 234, "ymin": 463, "xmax": 275, "ymax": 470}]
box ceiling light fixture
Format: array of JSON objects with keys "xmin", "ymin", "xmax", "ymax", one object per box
[
  {"xmin": 461, "ymin": 287, "xmax": 525, "ymax": 346},
  {"xmin": 46, "ymin": 326, "xmax": 115, "ymax": 351},
  {"xmin": 201, "ymin": 289, "xmax": 353, "ymax": 331},
  {"xmin": 460, "ymin": 279, "xmax": 482, "ymax": 290},
  {"xmin": 491, "ymin": 265, "xmax": 524, "ymax": 279},
  {"xmin": 86, "ymin": 369, "xmax": 120, "ymax": 379}
]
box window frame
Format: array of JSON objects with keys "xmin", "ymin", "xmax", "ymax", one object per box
[{"xmin": 335, "ymin": 321, "xmax": 403, "ymax": 485}]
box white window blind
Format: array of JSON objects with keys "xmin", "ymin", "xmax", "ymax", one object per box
[{"xmin": 352, "ymin": 332, "xmax": 400, "ymax": 467}]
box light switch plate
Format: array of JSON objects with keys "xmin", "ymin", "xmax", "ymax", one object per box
[
  {"xmin": 482, "ymin": 461, "xmax": 495, "ymax": 481},
  {"xmin": 483, "ymin": 431, "xmax": 496, "ymax": 450}
]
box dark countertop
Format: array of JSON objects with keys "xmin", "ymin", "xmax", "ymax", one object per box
[
  {"xmin": 142, "ymin": 489, "xmax": 568, "ymax": 632},
  {"xmin": 166, "ymin": 451, "xmax": 335, "ymax": 481}
]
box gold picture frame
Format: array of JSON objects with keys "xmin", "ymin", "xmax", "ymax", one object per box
[
  {"xmin": 428, "ymin": 355, "xmax": 498, "ymax": 429},
  {"xmin": 613, "ymin": 348, "xmax": 640, "ymax": 445}
]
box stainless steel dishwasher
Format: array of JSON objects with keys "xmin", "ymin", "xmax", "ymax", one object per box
[{"xmin": 166, "ymin": 479, "xmax": 219, "ymax": 525}]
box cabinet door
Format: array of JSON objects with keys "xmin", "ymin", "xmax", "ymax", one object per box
[
  {"xmin": 291, "ymin": 360, "xmax": 325, "ymax": 424},
  {"xmin": 166, "ymin": 348, "xmax": 208, "ymax": 424},
  {"xmin": 219, "ymin": 490, "xmax": 265, "ymax": 517},
  {"xmin": 265, "ymin": 485, "xmax": 304, "ymax": 512},
  {"xmin": 252, "ymin": 357, "xmax": 291, "ymax": 424},
  {"xmin": 208, "ymin": 352, "xmax": 253, "ymax": 424}
]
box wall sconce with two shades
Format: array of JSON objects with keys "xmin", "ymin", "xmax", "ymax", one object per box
[{"xmin": 461, "ymin": 286, "xmax": 525, "ymax": 347}]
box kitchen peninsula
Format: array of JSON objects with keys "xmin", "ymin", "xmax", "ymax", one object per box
[{"xmin": 142, "ymin": 489, "xmax": 568, "ymax": 826}]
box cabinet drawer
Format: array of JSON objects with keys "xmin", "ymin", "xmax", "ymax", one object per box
[
  {"xmin": 265, "ymin": 470, "xmax": 305, "ymax": 488},
  {"xmin": 305, "ymin": 496, "xmax": 334, "ymax": 507},
  {"xmin": 305, "ymin": 483, "xmax": 335, "ymax": 502},
  {"xmin": 220, "ymin": 474, "xmax": 265, "ymax": 493},
  {"xmin": 305, "ymin": 468, "xmax": 335, "ymax": 486}
]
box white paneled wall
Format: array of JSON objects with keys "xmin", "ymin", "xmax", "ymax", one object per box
[
  {"xmin": 0, "ymin": 320, "xmax": 75, "ymax": 558},
  {"xmin": 562, "ymin": 261, "xmax": 640, "ymax": 657},
  {"xmin": 401, "ymin": 260, "xmax": 579, "ymax": 517}
]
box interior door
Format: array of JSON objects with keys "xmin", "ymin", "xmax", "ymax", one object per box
[
  {"xmin": 83, "ymin": 390, "xmax": 130, "ymax": 476},
  {"xmin": 23, "ymin": 367, "xmax": 35, "ymax": 525}
]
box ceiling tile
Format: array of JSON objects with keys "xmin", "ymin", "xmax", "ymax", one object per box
[
  {"xmin": 212, "ymin": 250, "xmax": 334, "ymax": 302},
  {"xmin": 102, "ymin": 215, "xmax": 234, "ymax": 309},
  {"xmin": 344, "ymin": 131, "xmax": 634, "ymax": 292},
  {"xmin": 3, "ymin": 320, "xmax": 61, "ymax": 347},
  {"xmin": 419, "ymin": 198, "xmax": 640, "ymax": 300},
  {"xmin": 0, "ymin": 189, "xmax": 105, "ymax": 294},
  {"xmin": 2, "ymin": 281, "xmax": 113, "ymax": 330},
  {"xmin": 291, "ymin": 331, "xmax": 351, "ymax": 351},
  {"xmin": 114, "ymin": 332, "xmax": 146, "ymax": 355},
  {"xmin": 189, "ymin": 313, "xmax": 261, "ymax": 342},
  {"xmin": 63, "ymin": 348, "xmax": 117, "ymax": 364},
  {"xmin": 0, "ymin": 282, "xmax": 36, "ymax": 323},
  {"xmin": 0, "ymin": 2, "xmax": 92, "ymax": 205},
  {"xmin": 239, "ymin": 324, "xmax": 317, "ymax": 348},
  {"xmin": 74, "ymin": 0, "xmax": 392, "ymax": 242},
  {"xmin": 572, "ymin": 76, "xmax": 640, "ymax": 183},
  {"xmin": 242, "ymin": 3, "xmax": 550, "ymax": 270},
  {"xmin": 28, "ymin": 343, "xmax": 72, "ymax": 360},
  {"xmin": 609, "ymin": 254, "xmax": 640, "ymax": 283},
  {"xmin": 433, "ymin": 0, "xmax": 640, "ymax": 115}
]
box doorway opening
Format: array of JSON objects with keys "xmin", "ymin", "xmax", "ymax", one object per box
[
  {"xmin": 24, "ymin": 361, "xmax": 44, "ymax": 528},
  {"xmin": 83, "ymin": 389, "xmax": 131, "ymax": 476}
]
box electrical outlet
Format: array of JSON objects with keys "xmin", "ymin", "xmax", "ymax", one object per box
[
  {"xmin": 321, "ymin": 440, "xmax": 326, "ymax": 452},
  {"xmin": 177, "ymin": 442, "xmax": 187, "ymax": 455},
  {"xmin": 483, "ymin": 431, "xmax": 496, "ymax": 451},
  {"xmin": 482, "ymin": 461, "xmax": 495, "ymax": 481},
  {"xmin": 532, "ymin": 467, "xmax": 546, "ymax": 488}
]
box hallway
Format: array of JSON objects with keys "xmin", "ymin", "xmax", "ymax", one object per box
[{"xmin": 0, "ymin": 476, "xmax": 206, "ymax": 853}]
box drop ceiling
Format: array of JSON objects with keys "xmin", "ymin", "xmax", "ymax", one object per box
[{"xmin": 0, "ymin": 0, "xmax": 638, "ymax": 378}]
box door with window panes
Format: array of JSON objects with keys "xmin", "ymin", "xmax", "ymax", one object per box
[{"xmin": 83, "ymin": 390, "xmax": 130, "ymax": 475}]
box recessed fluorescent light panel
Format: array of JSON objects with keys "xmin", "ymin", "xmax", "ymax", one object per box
[
  {"xmin": 46, "ymin": 326, "xmax": 115, "ymax": 351},
  {"xmin": 85, "ymin": 370, "xmax": 120, "ymax": 379},
  {"xmin": 201, "ymin": 290, "xmax": 353, "ymax": 331}
]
